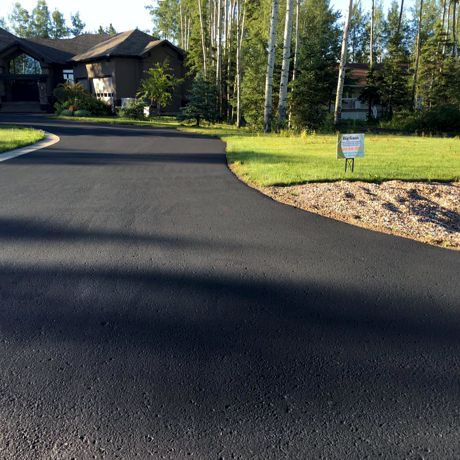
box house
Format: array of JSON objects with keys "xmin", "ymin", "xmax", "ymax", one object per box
[
  {"xmin": 0, "ymin": 28, "xmax": 187, "ymax": 113},
  {"xmin": 333, "ymin": 63, "xmax": 383, "ymax": 121}
]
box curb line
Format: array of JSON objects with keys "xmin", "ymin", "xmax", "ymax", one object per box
[{"xmin": 0, "ymin": 132, "xmax": 60, "ymax": 162}]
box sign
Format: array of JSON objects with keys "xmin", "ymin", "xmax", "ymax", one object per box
[{"xmin": 337, "ymin": 133, "xmax": 365, "ymax": 159}]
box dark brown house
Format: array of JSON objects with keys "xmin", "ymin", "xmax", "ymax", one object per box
[{"xmin": 0, "ymin": 28, "xmax": 187, "ymax": 113}]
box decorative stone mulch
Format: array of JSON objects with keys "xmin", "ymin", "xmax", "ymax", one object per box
[{"xmin": 260, "ymin": 180, "xmax": 460, "ymax": 250}]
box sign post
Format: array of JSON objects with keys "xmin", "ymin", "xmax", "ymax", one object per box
[{"xmin": 337, "ymin": 133, "xmax": 365, "ymax": 172}]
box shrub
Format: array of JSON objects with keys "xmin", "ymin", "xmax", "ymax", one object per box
[
  {"xmin": 61, "ymin": 109, "xmax": 74, "ymax": 117},
  {"xmin": 381, "ymin": 106, "xmax": 460, "ymax": 134},
  {"xmin": 53, "ymin": 81, "xmax": 112, "ymax": 116},
  {"xmin": 179, "ymin": 75, "xmax": 218, "ymax": 126},
  {"xmin": 118, "ymin": 100, "xmax": 146, "ymax": 119},
  {"xmin": 74, "ymin": 109, "xmax": 92, "ymax": 117}
]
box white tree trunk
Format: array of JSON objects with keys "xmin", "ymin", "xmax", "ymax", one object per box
[
  {"xmin": 334, "ymin": 0, "xmax": 353, "ymax": 125},
  {"xmin": 412, "ymin": 0, "xmax": 423, "ymax": 107},
  {"xmin": 236, "ymin": 0, "xmax": 246, "ymax": 127},
  {"xmin": 277, "ymin": 0, "xmax": 294, "ymax": 128},
  {"xmin": 264, "ymin": 0, "xmax": 280, "ymax": 133},
  {"xmin": 288, "ymin": 0, "xmax": 301, "ymax": 127},
  {"xmin": 370, "ymin": 0, "xmax": 375, "ymax": 66},
  {"xmin": 198, "ymin": 0, "xmax": 208, "ymax": 76}
]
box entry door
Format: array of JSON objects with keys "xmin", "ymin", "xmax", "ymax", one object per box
[{"xmin": 11, "ymin": 79, "xmax": 39, "ymax": 102}]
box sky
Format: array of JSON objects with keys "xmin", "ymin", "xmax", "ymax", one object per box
[{"xmin": 1, "ymin": 0, "xmax": 403, "ymax": 34}]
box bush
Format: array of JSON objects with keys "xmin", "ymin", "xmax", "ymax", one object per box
[
  {"xmin": 74, "ymin": 109, "xmax": 92, "ymax": 117},
  {"xmin": 53, "ymin": 81, "xmax": 112, "ymax": 116},
  {"xmin": 381, "ymin": 106, "xmax": 460, "ymax": 134},
  {"xmin": 118, "ymin": 100, "xmax": 146, "ymax": 119},
  {"xmin": 61, "ymin": 109, "xmax": 74, "ymax": 117}
]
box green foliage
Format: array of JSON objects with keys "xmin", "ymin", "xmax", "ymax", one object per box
[
  {"xmin": 136, "ymin": 63, "xmax": 179, "ymax": 115},
  {"xmin": 97, "ymin": 23, "xmax": 117, "ymax": 35},
  {"xmin": 70, "ymin": 12, "xmax": 85, "ymax": 36},
  {"xmin": 146, "ymin": 0, "xmax": 179, "ymax": 41},
  {"xmin": 50, "ymin": 9, "xmax": 69, "ymax": 39},
  {"xmin": 289, "ymin": 0, "xmax": 340, "ymax": 130},
  {"xmin": 60, "ymin": 109, "xmax": 74, "ymax": 117},
  {"xmin": 118, "ymin": 100, "xmax": 146, "ymax": 120},
  {"xmin": 382, "ymin": 106, "xmax": 460, "ymax": 134},
  {"xmin": 179, "ymin": 75, "xmax": 218, "ymax": 126},
  {"xmin": 73, "ymin": 109, "xmax": 92, "ymax": 117},
  {"xmin": 53, "ymin": 82, "xmax": 111, "ymax": 116}
]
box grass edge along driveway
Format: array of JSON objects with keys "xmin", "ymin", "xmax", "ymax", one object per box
[
  {"xmin": 0, "ymin": 126, "xmax": 45, "ymax": 153},
  {"xmin": 53, "ymin": 116, "xmax": 460, "ymax": 185}
]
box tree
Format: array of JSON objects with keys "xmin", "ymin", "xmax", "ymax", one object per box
[
  {"xmin": 411, "ymin": 0, "xmax": 424, "ymax": 107},
  {"xmin": 263, "ymin": 0, "xmax": 280, "ymax": 132},
  {"xmin": 277, "ymin": 0, "xmax": 294, "ymax": 129},
  {"xmin": 70, "ymin": 12, "xmax": 86, "ymax": 36},
  {"xmin": 9, "ymin": 2, "xmax": 32, "ymax": 38},
  {"xmin": 0, "ymin": 17, "xmax": 8, "ymax": 30},
  {"xmin": 180, "ymin": 75, "xmax": 218, "ymax": 125},
  {"xmin": 334, "ymin": 0, "xmax": 353, "ymax": 125},
  {"xmin": 98, "ymin": 24, "xmax": 117, "ymax": 35},
  {"xmin": 290, "ymin": 0, "xmax": 340, "ymax": 130},
  {"xmin": 136, "ymin": 63, "xmax": 179, "ymax": 115},
  {"xmin": 30, "ymin": 0, "xmax": 51, "ymax": 38},
  {"xmin": 50, "ymin": 10, "xmax": 69, "ymax": 39}
]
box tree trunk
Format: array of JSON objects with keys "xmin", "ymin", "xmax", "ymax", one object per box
[
  {"xmin": 452, "ymin": 0, "xmax": 458, "ymax": 56},
  {"xmin": 397, "ymin": 0, "xmax": 405, "ymax": 36},
  {"xmin": 198, "ymin": 0, "xmax": 207, "ymax": 76},
  {"xmin": 412, "ymin": 0, "xmax": 423, "ymax": 108},
  {"xmin": 216, "ymin": 0, "xmax": 223, "ymax": 117},
  {"xmin": 264, "ymin": 0, "xmax": 280, "ymax": 133},
  {"xmin": 334, "ymin": 0, "xmax": 353, "ymax": 126},
  {"xmin": 288, "ymin": 0, "xmax": 301, "ymax": 127},
  {"xmin": 277, "ymin": 0, "xmax": 294, "ymax": 129},
  {"xmin": 370, "ymin": 0, "xmax": 375, "ymax": 67},
  {"xmin": 236, "ymin": 0, "xmax": 246, "ymax": 128}
]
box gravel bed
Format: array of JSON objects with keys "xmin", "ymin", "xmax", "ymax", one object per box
[{"xmin": 261, "ymin": 181, "xmax": 460, "ymax": 250}]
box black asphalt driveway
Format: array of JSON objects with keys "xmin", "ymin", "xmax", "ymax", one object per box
[{"xmin": 0, "ymin": 115, "xmax": 459, "ymax": 459}]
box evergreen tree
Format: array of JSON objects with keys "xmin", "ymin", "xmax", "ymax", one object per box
[
  {"xmin": 378, "ymin": 0, "xmax": 411, "ymax": 117},
  {"xmin": 70, "ymin": 12, "xmax": 86, "ymax": 37},
  {"xmin": 290, "ymin": 0, "xmax": 340, "ymax": 129},
  {"xmin": 50, "ymin": 10, "xmax": 69, "ymax": 39},
  {"xmin": 30, "ymin": 0, "xmax": 51, "ymax": 38},
  {"xmin": 349, "ymin": 1, "xmax": 370, "ymax": 63},
  {"xmin": 9, "ymin": 2, "xmax": 32, "ymax": 38},
  {"xmin": 180, "ymin": 75, "xmax": 218, "ymax": 126}
]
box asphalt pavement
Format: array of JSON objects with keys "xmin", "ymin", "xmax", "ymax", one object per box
[{"xmin": 0, "ymin": 115, "xmax": 459, "ymax": 459}]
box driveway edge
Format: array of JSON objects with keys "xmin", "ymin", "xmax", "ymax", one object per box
[{"xmin": 0, "ymin": 132, "xmax": 60, "ymax": 162}]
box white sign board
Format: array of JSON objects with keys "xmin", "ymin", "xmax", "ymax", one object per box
[{"xmin": 337, "ymin": 133, "xmax": 365, "ymax": 159}]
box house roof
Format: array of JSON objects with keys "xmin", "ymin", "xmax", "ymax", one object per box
[
  {"xmin": 0, "ymin": 27, "xmax": 184, "ymax": 66},
  {"xmin": 0, "ymin": 27, "xmax": 110, "ymax": 65},
  {"xmin": 72, "ymin": 29, "xmax": 184, "ymax": 62}
]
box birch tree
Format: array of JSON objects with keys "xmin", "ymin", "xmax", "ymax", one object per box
[
  {"xmin": 412, "ymin": 0, "xmax": 424, "ymax": 107},
  {"xmin": 264, "ymin": 0, "xmax": 280, "ymax": 132},
  {"xmin": 236, "ymin": 0, "xmax": 246, "ymax": 127},
  {"xmin": 277, "ymin": 0, "xmax": 295, "ymax": 128},
  {"xmin": 334, "ymin": 0, "xmax": 353, "ymax": 125},
  {"xmin": 198, "ymin": 0, "xmax": 208, "ymax": 76},
  {"xmin": 370, "ymin": 0, "xmax": 375, "ymax": 66}
]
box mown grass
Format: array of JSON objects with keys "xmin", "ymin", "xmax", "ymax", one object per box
[
  {"xmin": 0, "ymin": 126, "xmax": 45, "ymax": 153},
  {"xmin": 53, "ymin": 115, "xmax": 182, "ymax": 129},
  {"xmin": 182, "ymin": 126, "xmax": 460, "ymax": 185},
  {"xmin": 53, "ymin": 116, "xmax": 460, "ymax": 185}
]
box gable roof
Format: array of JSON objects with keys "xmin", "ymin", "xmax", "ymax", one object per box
[
  {"xmin": 0, "ymin": 27, "xmax": 184, "ymax": 66},
  {"xmin": 72, "ymin": 29, "xmax": 184, "ymax": 62},
  {"xmin": 0, "ymin": 27, "xmax": 111, "ymax": 65}
]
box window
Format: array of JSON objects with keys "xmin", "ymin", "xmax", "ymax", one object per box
[
  {"xmin": 63, "ymin": 69, "xmax": 74, "ymax": 82},
  {"xmin": 8, "ymin": 54, "xmax": 43, "ymax": 75}
]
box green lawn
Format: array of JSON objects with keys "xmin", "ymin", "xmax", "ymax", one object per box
[
  {"xmin": 53, "ymin": 115, "xmax": 182, "ymax": 129},
  {"xmin": 187, "ymin": 128, "xmax": 460, "ymax": 185},
  {"xmin": 0, "ymin": 126, "xmax": 45, "ymax": 153},
  {"xmin": 53, "ymin": 116, "xmax": 460, "ymax": 185}
]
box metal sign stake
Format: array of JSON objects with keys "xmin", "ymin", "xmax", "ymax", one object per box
[{"xmin": 345, "ymin": 158, "xmax": 355, "ymax": 173}]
